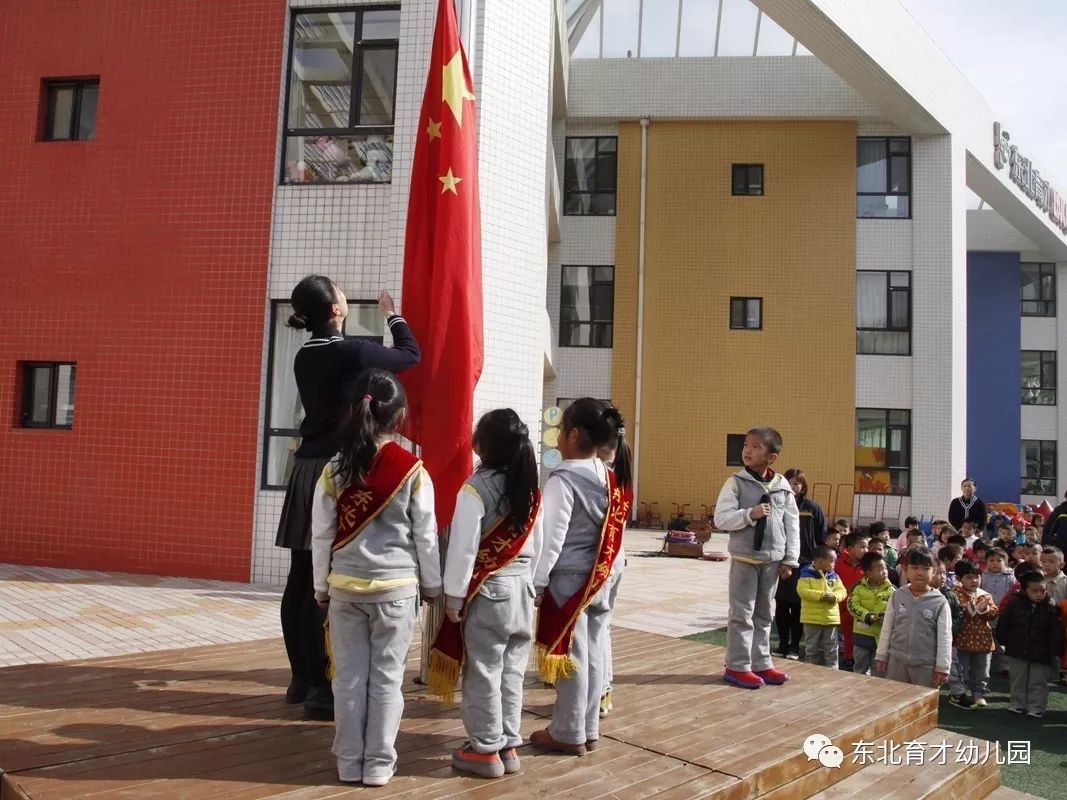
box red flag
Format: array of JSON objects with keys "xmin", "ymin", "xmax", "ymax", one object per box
[{"xmin": 399, "ymin": 0, "xmax": 483, "ymax": 529}]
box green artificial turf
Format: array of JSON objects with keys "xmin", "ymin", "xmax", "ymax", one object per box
[{"xmin": 682, "ymin": 628, "xmax": 1064, "ymax": 799}]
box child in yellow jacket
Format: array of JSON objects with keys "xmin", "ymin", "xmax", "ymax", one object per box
[{"xmin": 797, "ymin": 546, "xmax": 848, "ymax": 668}]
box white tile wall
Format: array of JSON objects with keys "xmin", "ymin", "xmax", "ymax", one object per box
[
  {"xmin": 1021, "ymin": 317, "xmax": 1057, "ymax": 352},
  {"xmin": 855, "ymin": 356, "xmax": 912, "ymax": 409},
  {"xmin": 1021, "ymin": 405, "xmax": 1057, "ymax": 440}
]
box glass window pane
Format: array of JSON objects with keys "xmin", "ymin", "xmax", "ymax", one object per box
[
  {"xmin": 889, "ymin": 138, "xmax": 910, "ymax": 154},
  {"xmin": 1040, "ymin": 269, "xmax": 1055, "ymax": 300},
  {"xmin": 746, "ymin": 299, "xmax": 761, "ymax": 328},
  {"xmin": 857, "ymin": 330, "xmax": 909, "ymax": 355},
  {"xmin": 601, "ymin": 0, "xmax": 640, "ymax": 57},
  {"xmin": 28, "ymin": 366, "xmax": 51, "ymax": 424},
  {"xmin": 589, "ymin": 192, "xmax": 616, "ymax": 215},
  {"xmin": 888, "ymin": 410, "xmax": 910, "ymax": 426},
  {"xmin": 565, "ymin": 139, "xmax": 597, "ymax": 192},
  {"xmin": 858, "ymin": 194, "xmax": 909, "ymax": 218},
  {"xmin": 358, "ymin": 47, "xmax": 396, "ymax": 125},
  {"xmin": 288, "ymin": 12, "xmax": 356, "ymax": 129},
  {"xmin": 595, "ymin": 144, "xmax": 617, "ymax": 191},
  {"xmin": 1021, "ymin": 351, "xmax": 1040, "ymax": 385},
  {"xmin": 77, "ymin": 84, "xmax": 98, "ymax": 140},
  {"xmin": 49, "ymin": 86, "xmax": 75, "ymax": 140},
  {"xmin": 889, "ymin": 272, "xmax": 909, "ymax": 287},
  {"xmin": 54, "ymin": 365, "xmax": 75, "ymax": 426},
  {"xmin": 889, "ymin": 291, "xmax": 909, "ymax": 328},
  {"xmin": 716, "ymin": 0, "xmax": 759, "ymax": 57},
  {"xmin": 730, "ymin": 299, "xmax": 744, "ymax": 328},
  {"xmin": 284, "ymin": 133, "xmax": 393, "ymax": 184},
  {"xmin": 269, "ymin": 304, "xmax": 307, "ymax": 430},
  {"xmin": 344, "ymin": 303, "xmax": 385, "ymax": 339},
  {"xmin": 266, "ymin": 435, "xmax": 301, "ymax": 487},
  {"xmin": 857, "ymin": 139, "xmax": 888, "ymax": 193},
  {"xmin": 678, "ymin": 0, "xmax": 716, "ymax": 57},
  {"xmin": 1021, "ymin": 264, "xmax": 1041, "ymax": 301},
  {"xmin": 732, "ymin": 167, "xmax": 747, "ymax": 195},
  {"xmin": 593, "ymin": 322, "xmax": 613, "ymax": 347},
  {"xmin": 889, "ymin": 155, "xmax": 909, "ymax": 192},
  {"xmin": 857, "ymin": 272, "xmax": 887, "ymax": 328},
  {"xmin": 361, "ymin": 9, "xmax": 400, "ymax": 40},
  {"xmin": 856, "ymin": 409, "xmax": 887, "ymax": 450},
  {"xmin": 639, "ymin": 0, "xmax": 678, "ymax": 56}
]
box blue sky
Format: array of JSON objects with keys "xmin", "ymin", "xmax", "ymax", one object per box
[{"xmin": 900, "ymin": 0, "xmax": 1067, "ymax": 189}]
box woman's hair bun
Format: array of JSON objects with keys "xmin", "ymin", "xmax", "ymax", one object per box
[{"xmin": 287, "ymin": 312, "xmax": 309, "ymax": 330}]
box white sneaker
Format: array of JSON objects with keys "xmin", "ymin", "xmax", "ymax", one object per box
[
  {"xmin": 362, "ymin": 767, "xmax": 397, "ymax": 787},
  {"xmin": 973, "ymin": 697, "xmax": 987, "ymax": 708},
  {"xmin": 1026, "ymin": 710, "xmax": 1044, "ymax": 719}
]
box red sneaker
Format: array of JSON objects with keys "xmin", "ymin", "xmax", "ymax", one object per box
[
  {"xmin": 723, "ymin": 669, "xmax": 764, "ymax": 689},
  {"xmin": 755, "ymin": 667, "xmax": 790, "ymax": 685}
]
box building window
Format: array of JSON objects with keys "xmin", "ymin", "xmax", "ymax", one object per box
[
  {"xmin": 729, "ymin": 297, "xmax": 762, "ymax": 330},
  {"xmin": 282, "ymin": 7, "xmax": 399, "ymax": 185},
  {"xmin": 857, "ymin": 271, "xmax": 911, "ymax": 355},
  {"xmin": 560, "ymin": 266, "xmax": 614, "ymax": 347},
  {"xmin": 857, "ymin": 137, "xmax": 910, "ymax": 219},
  {"xmin": 1021, "ymin": 351, "xmax": 1056, "ymax": 406},
  {"xmin": 1020, "ymin": 262, "xmax": 1056, "ymax": 317},
  {"xmin": 1022, "ymin": 439, "xmax": 1057, "ymax": 496},
  {"xmin": 263, "ymin": 301, "xmax": 383, "ymax": 489},
  {"xmin": 855, "ymin": 408, "xmax": 910, "ymax": 495},
  {"xmin": 731, "ymin": 164, "xmax": 763, "ymax": 196},
  {"xmin": 726, "ymin": 434, "xmax": 745, "ymax": 466},
  {"xmin": 20, "ymin": 363, "xmax": 76, "ymax": 428},
  {"xmin": 41, "ymin": 78, "xmax": 98, "ymax": 141},
  {"xmin": 564, "ymin": 136, "xmax": 617, "ymax": 215}
]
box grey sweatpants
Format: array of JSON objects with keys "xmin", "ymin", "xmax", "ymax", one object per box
[
  {"xmin": 884, "ymin": 658, "xmax": 936, "ymax": 687},
  {"xmin": 603, "ymin": 567, "xmax": 623, "ymax": 687},
  {"xmin": 949, "ymin": 650, "xmax": 991, "ymax": 699},
  {"xmin": 853, "ymin": 644, "xmax": 882, "ymax": 677},
  {"xmin": 803, "ymin": 624, "xmax": 838, "ymax": 668},
  {"xmin": 329, "ymin": 596, "xmax": 417, "ymax": 783},
  {"xmin": 1005, "ymin": 656, "xmax": 1051, "ymax": 714},
  {"xmin": 547, "ymin": 572, "xmax": 611, "ymax": 745},
  {"xmin": 461, "ymin": 574, "xmax": 534, "ymax": 753},
  {"xmin": 726, "ymin": 559, "xmax": 780, "ymax": 672}
]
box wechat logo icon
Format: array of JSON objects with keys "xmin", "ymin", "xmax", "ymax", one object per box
[{"xmin": 802, "ymin": 734, "xmax": 844, "ymax": 769}]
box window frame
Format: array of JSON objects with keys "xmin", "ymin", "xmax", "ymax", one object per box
[
  {"xmin": 558, "ymin": 265, "xmax": 615, "ymax": 348},
  {"xmin": 856, "ymin": 136, "xmax": 912, "ymax": 220},
  {"xmin": 731, "ymin": 164, "xmax": 764, "ymax": 197},
  {"xmin": 726, "ymin": 433, "xmax": 745, "ymax": 466},
  {"xmin": 280, "ymin": 5, "xmax": 401, "ymax": 186},
  {"xmin": 41, "ymin": 78, "xmax": 99, "ymax": 142},
  {"xmin": 563, "ymin": 136, "xmax": 618, "ymax": 216},
  {"xmin": 1021, "ymin": 439, "xmax": 1057, "ymax": 497},
  {"xmin": 1021, "ymin": 350, "xmax": 1056, "ymax": 406},
  {"xmin": 729, "ymin": 297, "xmax": 763, "ymax": 330},
  {"xmin": 855, "ymin": 407, "xmax": 911, "ymax": 496},
  {"xmin": 19, "ymin": 361, "xmax": 76, "ymax": 429},
  {"xmin": 261, "ymin": 299, "xmax": 383, "ymax": 490},
  {"xmin": 856, "ymin": 270, "xmax": 912, "ymax": 356},
  {"xmin": 1020, "ymin": 262, "xmax": 1056, "ymax": 317}
]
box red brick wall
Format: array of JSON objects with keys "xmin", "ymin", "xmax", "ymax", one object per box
[{"xmin": 0, "ymin": 1, "xmax": 284, "ymax": 580}]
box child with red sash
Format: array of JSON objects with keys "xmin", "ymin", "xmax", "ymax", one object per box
[
  {"xmin": 310, "ymin": 369, "xmax": 441, "ymax": 787},
  {"xmin": 531, "ymin": 399, "xmax": 632, "ymax": 756},
  {"xmin": 426, "ymin": 409, "xmax": 543, "ymax": 779}
]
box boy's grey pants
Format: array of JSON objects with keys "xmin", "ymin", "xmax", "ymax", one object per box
[
  {"xmin": 949, "ymin": 650, "xmax": 991, "ymax": 698},
  {"xmin": 727, "ymin": 559, "xmax": 780, "ymax": 671},
  {"xmin": 884, "ymin": 658, "xmax": 936, "ymax": 687},
  {"xmin": 1005, "ymin": 656, "xmax": 1050, "ymax": 714},
  {"xmin": 853, "ymin": 644, "xmax": 882, "ymax": 677},
  {"xmin": 802, "ymin": 624, "xmax": 838, "ymax": 668},
  {"xmin": 329, "ymin": 596, "xmax": 417, "ymax": 782},
  {"xmin": 547, "ymin": 572, "xmax": 611, "ymax": 745},
  {"xmin": 603, "ymin": 567, "xmax": 623, "ymax": 686},
  {"xmin": 461, "ymin": 574, "xmax": 534, "ymax": 753}
]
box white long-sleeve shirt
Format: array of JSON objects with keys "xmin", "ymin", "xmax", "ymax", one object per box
[
  {"xmin": 442, "ymin": 484, "xmax": 543, "ymax": 607},
  {"xmin": 533, "ymin": 458, "xmax": 608, "ymax": 591}
]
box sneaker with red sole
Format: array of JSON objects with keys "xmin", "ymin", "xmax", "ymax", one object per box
[
  {"xmin": 499, "ymin": 747, "xmax": 521, "ymax": 774},
  {"xmin": 755, "ymin": 667, "xmax": 790, "ymax": 685},
  {"xmin": 723, "ymin": 669, "xmax": 765, "ymax": 689},
  {"xmin": 451, "ymin": 745, "xmax": 505, "ymax": 779}
]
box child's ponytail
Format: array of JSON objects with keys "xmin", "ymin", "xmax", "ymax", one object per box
[
  {"xmin": 473, "ymin": 409, "xmax": 538, "ymax": 526},
  {"xmin": 335, "ymin": 368, "xmax": 407, "ymax": 488},
  {"xmin": 602, "ymin": 406, "xmax": 633, "ymax": 491}
]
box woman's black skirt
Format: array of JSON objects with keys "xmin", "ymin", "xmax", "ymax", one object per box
[{"xmin": 275, "ymin": 455, "xmax": 333, "ymax": 549}]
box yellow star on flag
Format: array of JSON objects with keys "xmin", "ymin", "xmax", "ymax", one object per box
[
  {"xmin": 426, "ymin": 118, "xmax": 442, "ymax": 142},
  {"xmin": 441, "ymin": 50, "xmax": 475, "ymax": 126},
  {"xmin": 439, "ymin": 168, "xmax": 462, "ymax": 195}
]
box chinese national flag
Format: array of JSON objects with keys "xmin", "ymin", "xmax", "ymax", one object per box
[{"xmin": 399, "ymin": 0, "xmax": 483, "ymax": 529}]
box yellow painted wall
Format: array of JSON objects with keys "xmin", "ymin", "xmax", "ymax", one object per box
[{"xmin": 611, "ymin": 120, "xmax": 856, "ymax": 518}]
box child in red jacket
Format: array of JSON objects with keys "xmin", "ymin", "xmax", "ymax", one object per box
[{"xmin": 835, "ymin": 531, "xmax": 870, "ymax": 669}]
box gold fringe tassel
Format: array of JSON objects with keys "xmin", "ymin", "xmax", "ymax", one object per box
[
  {"xmin": 537, "ymin": 646, "xmax": 577, "ymax": 684},
  {"xmin": 425, "ymin": 650, "xmax": 461, "ymax": 705},
  {"xmin": 324, "ymin": 617, "xmax": 335, "ymax": 682}
]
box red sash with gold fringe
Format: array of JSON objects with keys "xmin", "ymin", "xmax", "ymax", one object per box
[
  {"xmin": 426, "ymin": 490, "xmax": 542, "ymax": 703},
  {"xmin": 535, "ymin": 470, "xmax": 632, "ymax": 683},
  {"xmin": 324, "ymin": 442, "xmax": 421, "ymax": 680}
]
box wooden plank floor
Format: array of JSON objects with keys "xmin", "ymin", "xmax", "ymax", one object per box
[{"xmin": 0, "ymin": 629, "xmax": 940, "ymax": 800}]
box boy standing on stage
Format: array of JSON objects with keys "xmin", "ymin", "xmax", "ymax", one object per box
[{"xmin": 714, "ymin": 427, "xmax": 800, "ymax": 689}]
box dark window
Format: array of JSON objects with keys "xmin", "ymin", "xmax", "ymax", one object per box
[
  {"xmin": 560, "ymin": 266, "xmax": 614, "ymax": 347},
  {"xmin": 857, "ymin": 137, "xmax": 911, "ymax": 219},
  {"xmin": 726, "ymin": 434, "xmax": 745, "ymax": 466},
  {"xmin": 1021, "ymin": 351, "xmax": 1056, "ymax": 406},
  {"xmin": 20, "ymin": 362, "xmax": 76, "ymax": 428},
  {"xmin": 856, "ymin": 408, "xmax": 910, "ymax": 495},
  {"xmin": 729, "ymin": 297, "xmax": 762, "ymax": 330},
  {"xmin": 857, "ymin": 271, "xmax": 911, "ymax": 355},
  {"xmin": 1021, "ymin": 439, "xmax": 1057, "ymax": 496},
  {"xmin": 564, "ymin": 137, "xmax": 617, "ymax": 215},
  {"xmin": 731, "ymin": 164, "xmax": 763, "ymax": 196},
  {"xmin": 262, "ymin": 300, "xmax": 383, "ymax": 489},
  {"xmin": 1020, "ymin": 262, "xmax": 1056, "ymax": 317},
  {"xmin": 282, "ymin": 7, "xmax": 399, "ymax": 184},
  {"xmin": 42, "ymin": 79, "xmax": 98, "ymax": 141}
]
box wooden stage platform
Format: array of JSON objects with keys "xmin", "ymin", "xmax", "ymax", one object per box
[{"xmin": 0, "ymin": 628, "xmax": 1023, "ymax": 800}]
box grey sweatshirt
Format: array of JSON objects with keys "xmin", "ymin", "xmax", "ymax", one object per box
[{"xmin": 713, "ymin": 469, "xmax": 800, "ymax": 566}]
